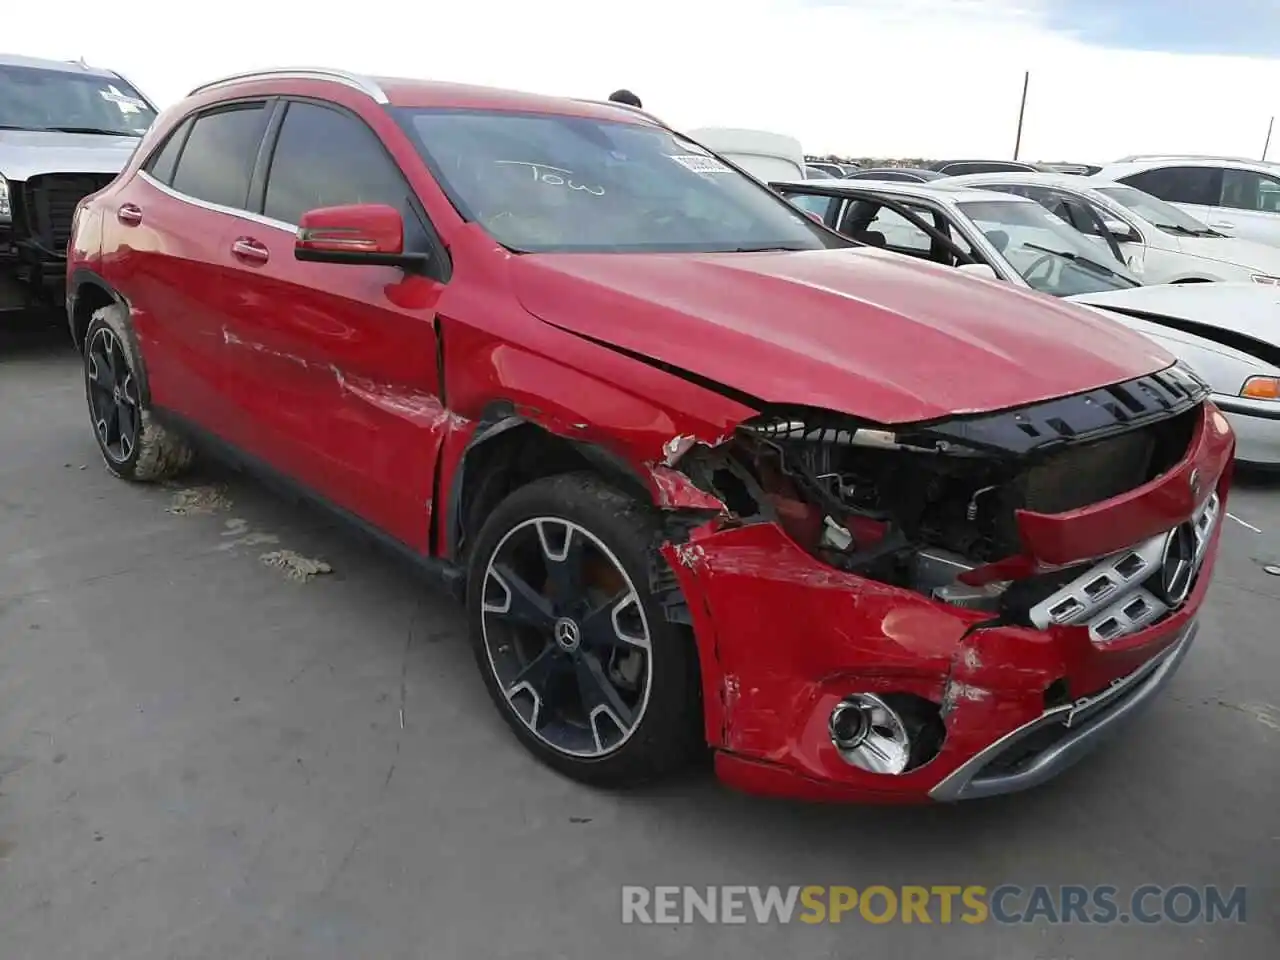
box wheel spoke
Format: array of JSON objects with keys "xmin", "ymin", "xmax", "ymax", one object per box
[
  {"xmin": 101, "ymin": 332, "xmax": 118, "ymax": 378},
  {"xmin": 580, "ymin": 589, "xmax": 650, "ymax": 651},
  {"xmin": 505, "ymin": 644, "xmax": 567, "ymax": 708},
  {"xmin": 505, "ymin": 680, "xmax": 546, "ymax": 730},
  {"xmin": 575, "ymin": 650, "xmax": 634, "ymax": 732},
  {"xmin": 535, "ymin": 519, "xmax": 586, "ymax": 605},
  {"xmin": 483, "ymin": 563, "xmax": 555, "ymax": 630},
  {"xmin": 117, "ymin": 403, "xmax": 137, "ymax": 458},
  {"xmin": 87, "ymin": 352, "xmax": 111, "ymax": 388},
  {"xmin": 103, "ymin": 402, "xmax": 121, "ymax": 445},
  {"xmin": 119, "ymin": 373, "xmax": 138, "ymax": 406}
]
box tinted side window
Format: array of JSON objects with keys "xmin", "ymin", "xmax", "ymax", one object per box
[
  {"xmin": 1220, "ymin": 169, "xmax": 1280, "ymax": 212},
  {"xmin": 144, "ymin": 118, "xmax": 191, "ymax": 185},
  {"xmin": 1118, "ymin": 166, "xmax": 1220, "ymax": 206},
  {"xmin": 170, "ymin": 103, "xmax": 269, "ymax": 210},
  {"xmin": 263, "ymin": 101, "xmax": 411, "ymax": 225}
]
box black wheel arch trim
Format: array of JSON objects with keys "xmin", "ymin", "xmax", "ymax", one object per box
[
  {"xmin": 442, "ymin": 405, "xmax": 656, "ymax": 564},
  {"xmin": 67, "ymin": 268, "xmax": 154, "ymax": 403}
]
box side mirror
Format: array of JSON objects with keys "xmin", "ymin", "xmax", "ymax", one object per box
[
  {"xmin": 295, "ymin": 204, "xmax": 429, "ymax": 269},
  {"xmin": 957, "ymin": 262, "xmax": 1000, "ymax": 280},
  {"xmin": 1102, "ymin": 219, "xmax": 1138, "ymax": 243}
]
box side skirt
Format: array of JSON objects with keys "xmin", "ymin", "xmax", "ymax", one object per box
[{"xmin": 152, "ymin": 407, "xmax": 466, "ymax": 601}]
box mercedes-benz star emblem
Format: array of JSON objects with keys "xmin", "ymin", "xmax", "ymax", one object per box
[
  {"xmin": 1156, "ymin": 522, "xmax": 1196, "ymax": 606},
  {"xmin": 553, "ymin": 617, "xmax": 581, "ymax": 652}
]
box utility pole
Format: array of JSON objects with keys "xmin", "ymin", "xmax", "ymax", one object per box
[
  {"xmin": 1013, "ymin": 71, "xmax": 1030, "ymax": 161},
  {"xmin": 1264, "ymin": 116, "xmax": 1275, "ymax": 162}
]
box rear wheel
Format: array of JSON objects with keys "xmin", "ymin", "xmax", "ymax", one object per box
[
  {"xmin": 83, "ymin": 305, "xmax": 193, "ymax": 481},
  {"xmin": 466, "ymin": 472, "xmax": 702, "ymax": 787}
]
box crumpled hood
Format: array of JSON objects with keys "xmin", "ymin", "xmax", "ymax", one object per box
[
  {"xmin": 0, "ymin": 129, "xmax": 139, "ymax": 181},
  {"xmin": 511, "ymin": 247, "xmax": 1173, "ymax": 424}
]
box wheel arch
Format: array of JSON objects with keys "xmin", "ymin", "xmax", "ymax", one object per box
[
  {"xmin": 442, "ymin": 404, "xmax": 714, "ymax": 629},
  {"xmin": 444, "ymin": 405, "xmax": 655, "ymax": 566},
  {"xmin": 68, "ymin": 270, "xmax": 155, "ymax": 404},
  {"xmin": 68, "ymin": 268, "xmax": 123, "ymax": 351}
]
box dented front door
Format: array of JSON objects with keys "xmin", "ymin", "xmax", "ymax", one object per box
[{"xmin": 214, "ymin": 99, "xmax": 448, "ymax": 550}]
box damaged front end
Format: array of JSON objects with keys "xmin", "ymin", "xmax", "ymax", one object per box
[{"xmin": 659, "ymin": 366, "xmax": 1234, "ymax": 802}]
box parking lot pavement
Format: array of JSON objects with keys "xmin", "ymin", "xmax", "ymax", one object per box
[{"xmin": 1, "ymin": 327, "xmax": 1277, "ymax": 960}]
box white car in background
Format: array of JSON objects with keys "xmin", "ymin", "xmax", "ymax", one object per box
[
  {"xmin": 942, "ymin": 171, "xmax": 1280, "ymax": 286},
  {"xmin": 684, "ymin": 128, "xmax": 806, "ymax": 182},
  {"xmin": 1093, "ymin": 155, "xmax": 1280, "ymax": 247},
  {"xmin": 1068, "ymin": 284, "xmax": 1280, "ymax": 470},
  {"xmin": 771, "ymin": 177, "xmax": 1280, "ymax": 468}
]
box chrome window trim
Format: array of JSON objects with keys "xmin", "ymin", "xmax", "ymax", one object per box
[{"xmin": 138, "ymin": 170, "xmax": 297, "ymax": 235}]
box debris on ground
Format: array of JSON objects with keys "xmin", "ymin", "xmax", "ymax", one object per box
[
  {"xmin": 1265, "ymin": 565, "xmax": 1280, "ymax": 577},
  {"xmin": 259, "ymin": 550, "xmax": 333, "ymax": 582},
  {"xmin": 218, "ymin": 518, "xmax": 280, "ymax": 551},
  {"xmin": 166, "ymin": 484, "xmax": 232, "ymax": 515}
]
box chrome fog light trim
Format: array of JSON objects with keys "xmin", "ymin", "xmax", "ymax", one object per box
[{"xmin": 829, "ymin": 694, "xmax": 912, "ymax": 775}]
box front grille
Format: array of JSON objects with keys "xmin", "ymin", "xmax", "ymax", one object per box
[
  {"xmin": 1026, "ymin": 491, "xmax": 1220, "ymax": 643},
  {"xmin": 20, "ymin": 173, "xmax": 115, "ymax": 257},
  {"xmin": 1022, "ymin": 429, "xmax": 1156, "ymax": 514},
  {"xmin": 1011, "ymin": 404, "xmax": 1198, "ymax": 518}
]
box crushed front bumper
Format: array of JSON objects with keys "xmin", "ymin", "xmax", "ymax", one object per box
[
  {"xmin": 928, "ymin": 619, "xmax": 1196, "ymax": 801},
  {"xmin": 662, "ymin": 403, "xmax": 1232, "ymax": 804}
]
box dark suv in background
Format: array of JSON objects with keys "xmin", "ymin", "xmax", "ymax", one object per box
[{"xmin": 0, "ymin": 53, "xmax": 156, "ymax": 320}]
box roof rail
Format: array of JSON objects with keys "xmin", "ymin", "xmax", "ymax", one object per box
[
  {"xmin": 188, "ymin": 67, "xmax": 388, "ymax": 104},
  {"xmin": 1115, "ymin": 153, "xmax": 1267, "ymax": 164}
]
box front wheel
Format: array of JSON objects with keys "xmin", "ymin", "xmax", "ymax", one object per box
[{"xmin": 466, "ymin": 472, "xmax": 703, "ymax": 787}]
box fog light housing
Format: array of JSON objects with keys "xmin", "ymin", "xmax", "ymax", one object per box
[{"xmin": 828, "ymin": 694, "xmax": 911, "ymax": 774}]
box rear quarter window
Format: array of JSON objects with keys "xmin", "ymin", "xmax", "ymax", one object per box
[
  {"xmin": 143, "ymin": 118, "xmax": 192, "ymax": 186},
  {"xmin": 169, "ymin": 103, "xmax": 270, "ymax": 211}
]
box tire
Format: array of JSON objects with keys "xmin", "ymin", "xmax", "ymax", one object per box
[
  {"xmin": 83, "ymin": 304, "xmax": 194, "ymax": 482},
  {"xmin": 466, "ymin": 472, "xmax": 703, "ymax": 787}
]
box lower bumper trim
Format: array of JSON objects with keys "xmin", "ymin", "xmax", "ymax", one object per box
[{"xmin": 929, "ymin": 620, "xmax": 1198, "ymax": 802}]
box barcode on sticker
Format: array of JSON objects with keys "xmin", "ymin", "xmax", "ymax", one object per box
[{"xmin": 669, "ymin": 154, "xmax": 731, "ymax": 174}]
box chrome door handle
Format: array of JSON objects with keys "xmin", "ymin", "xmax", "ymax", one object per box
[
  {"xmin": 117, "ymin": 204, "xmax": 143, "ymax": 225},
  {"xmin": 230, "ymin": 237, "xmax": 269, "ymax": 263}
]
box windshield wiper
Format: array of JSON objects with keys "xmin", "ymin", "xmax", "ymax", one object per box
[
  {"xmin": 1157, "ymin": 223, "xmax": 1217, "ymax": 237},
  {"xmin": 1022, "ymin": 241, "xmax": 1128, "ymax": 280},
  {"xmin": 43, "ymin": 125, "xmax": 141, "ymax": 137},
  {"xmin": 729, "ymin": 244, "xmax": 813, "ymax": 252}
]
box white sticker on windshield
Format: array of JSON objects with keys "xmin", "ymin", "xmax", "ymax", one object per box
[
  {"xmin": 100, "ymin": 84, "xmax": 147, "ymax": 114},
  {"xmin": 669, "ymin": 154, "xmax": 731, "ymax": 174}
]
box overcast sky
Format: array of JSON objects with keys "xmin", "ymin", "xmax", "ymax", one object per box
[{"xmin": 14, "ymin": 0, "xmax": 1280, "ymax": 161}]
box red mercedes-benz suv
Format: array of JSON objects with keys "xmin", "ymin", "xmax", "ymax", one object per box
[{"xmin": 66, "ymin": 67, "xmax": 1233, "ymax": 803}]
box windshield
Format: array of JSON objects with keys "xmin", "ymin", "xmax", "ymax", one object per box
[
  {"xmin": 956, "ymin": 199, "xmax": 1141, "ymax": 296},
  {"xmin": 0, "ymin": 64, "xmax": 155, "ymax": 136},
  {"xmin": 396, "ymin": 108, "xmax": 839, "ymax": 254},
  {"xmin": 1093, "ymin": 185, "xmax": 1217, "ymax": 236}
]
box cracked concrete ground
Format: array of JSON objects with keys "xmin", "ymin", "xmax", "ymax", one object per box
[{"xmin": 1, "ymin": 326, "xmax": 1278, "ymax": 959}]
